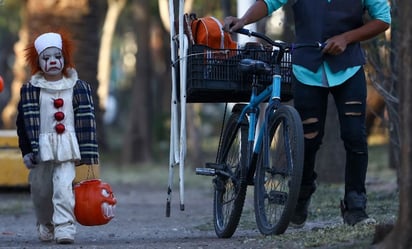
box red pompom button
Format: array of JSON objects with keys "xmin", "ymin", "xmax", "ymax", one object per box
[
  {"xmin": 54, "ymin": 98, "xmax": 64, "ymax": 108},
  {"xmin": 54, "ymin": 111, "xmax": 65, "ymax": 121},
  {"xmin": 55, "ymin": 123, "xmax": 65, "ymax": 134}
]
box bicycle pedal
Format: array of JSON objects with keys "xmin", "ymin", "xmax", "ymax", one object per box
[
  {"xmin": 268, "ymin": 190, "xmax": 287, "ymax": 205},
  {"xmin": 195, "ymin": 167, "xmax": 216, "ymax": 176},
  {"xmin": 205, "ymin": 162, "xmax": 225, "ymax": 170}
]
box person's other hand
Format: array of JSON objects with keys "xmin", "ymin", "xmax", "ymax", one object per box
[
  {"xmin": 223, "ymin": 16, "xmax": 246, "ymax": 33},
  {"xmin": 322, "ymin": 34, "xmax": 348, "ymax": 56},
  {"xmin": 23, "ymin": 153, "xmax": 36, "ymax": 169}
]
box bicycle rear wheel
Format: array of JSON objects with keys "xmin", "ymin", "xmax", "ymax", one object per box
[
  {"xmin": 254, "ymin": 105, "xmax": 304, "ymax": 235},
  {"xmin": 213, "ymin": 108, "xmax": 249, "ymax": 238}
]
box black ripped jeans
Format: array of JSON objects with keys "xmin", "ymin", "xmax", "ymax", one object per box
[{"xmin": 293, "ymin": 69, "xmax": 368, "ymax": 196}]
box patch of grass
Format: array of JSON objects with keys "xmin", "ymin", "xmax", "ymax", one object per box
[
  {"xmin": 262, "ymin": 223, "xmax": 375, "ymax": 249},
  {"xmin": 101, "ymin": 161, "xmax": 212, "ymax": 189}
]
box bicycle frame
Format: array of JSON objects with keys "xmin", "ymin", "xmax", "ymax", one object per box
[
  {"xmin": 234, "ymin": 28, "xmax": 323, "ymax": 174},
  {"xmin": 237, "ymin": 67, "xmax": 283, "ymax": 173}
]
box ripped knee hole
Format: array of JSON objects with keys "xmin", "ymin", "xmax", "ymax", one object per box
[
  {"xmin": 344, "ymin": 101, "xmax": 363, "ymax": 116},
  {"xmin": 302, "ymin": 117, "xmax": 318, "ymax": 139}
]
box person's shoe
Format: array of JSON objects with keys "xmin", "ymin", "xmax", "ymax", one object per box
[
  {"xmin": 54, "ymin": 221, "xmax": 75, "ymax": 244},
  {"xmin": 340, "ymin": 191, "xmax": 375, "ymax": 225},
  {"xmin": 290, "ymin": 182, "xmax": 317, "ymax": 228},
  {"xmin": 289, "ymin": 201, "xmax": 310, "ymax": 228},
  {"xmin": 341, "ymin": 205, "xmax": 370, "ymax": 225},
  {"xmin": 56, "ymin": 237, "xmax": 74, "ymax": 244},
  {"xmin": 37, "ymin": 223, "xmax": 54, "ymax": 242}
]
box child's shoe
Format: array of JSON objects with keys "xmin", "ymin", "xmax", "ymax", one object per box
[{"xmin": 37, "ymin": 223, "xmax": 54, "ymax": 242}]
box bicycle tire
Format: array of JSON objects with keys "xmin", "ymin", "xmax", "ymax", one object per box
[
  {"xmin": 213, "ymin": 108, "xmax": 249, "ymax": 238},
  {"xmin": 254, "ymin": 105, "xmax": 304, "ymax": 235}
]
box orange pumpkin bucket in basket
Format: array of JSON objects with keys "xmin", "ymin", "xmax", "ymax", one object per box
[{"xmin": 74, "ymin": 179, "xmax": 117, "ymax": 226}]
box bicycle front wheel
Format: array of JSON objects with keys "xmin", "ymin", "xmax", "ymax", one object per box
[
  {"xmin": 213, "ymin": 109, "xmax": 249, "ymax": 238},
  {"xmin": 254, "ymin": 105, "xmax": 304, "ymax": 235}
]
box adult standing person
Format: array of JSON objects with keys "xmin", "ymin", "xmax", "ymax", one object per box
[
  {"xmin": 16, "ymin": 31, "xmax": 99, "ymax": 244},
  {"xmin": 223, "ymin": 0, "xmax": 391, "ymax": 227}
]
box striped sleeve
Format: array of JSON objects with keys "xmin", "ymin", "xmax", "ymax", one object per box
[{"xmin": 73, "ymin": 80, "xmax": 99, "ymax": 165}]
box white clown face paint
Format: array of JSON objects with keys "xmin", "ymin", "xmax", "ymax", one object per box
[{"xmin": 39, "ymin": 47, "xmax": 64, "ymax": 81}]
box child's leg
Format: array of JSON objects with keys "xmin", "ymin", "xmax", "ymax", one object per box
[
  {"xmin": 29, "ymin": 163, "xmax": 54, "ymax": 226},
  {"xmin": 52, "ymin": 161, "xmax": 76, "ymax": 241}
]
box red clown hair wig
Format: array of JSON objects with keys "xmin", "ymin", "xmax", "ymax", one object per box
[{"xmin": 25, "ymin": 29, "xmax": 76, "ymax": 77}]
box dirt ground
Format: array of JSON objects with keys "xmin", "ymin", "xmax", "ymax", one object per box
[
  {"xmin": 0, "ymin": 181, "xmax": 285, "ymax": 249},
  {"xmin": 0, "ymin": 168, "xmax": 397, "ymax": 249}
]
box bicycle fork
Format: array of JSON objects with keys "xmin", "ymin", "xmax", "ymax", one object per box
[{"xmin": 253, "ymin": 70, "xmax": 283, "ymax": 180}]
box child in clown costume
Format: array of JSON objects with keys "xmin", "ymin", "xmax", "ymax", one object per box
[{"xmin": 16, "ymin": 31, "xmax": 99, "ymax": 244}]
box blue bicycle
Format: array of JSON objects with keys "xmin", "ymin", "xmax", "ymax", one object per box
[{"xmin": 195, "ymin": 28, "xmax": 323, "ymax": 237}]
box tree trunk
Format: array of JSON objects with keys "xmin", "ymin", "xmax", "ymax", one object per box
[
  {"xmin": 386, "ymin": 1, "xmax": 400, "ymax": 170},
  {"xmin": 98, "ymin": 0, "xmax": 126, "ymax": 111},
  {"xmin": 1, "ymin": 25, "xmax": 29, "ymax": 128},
  {"xmin": 122, "ymin": 0, "xmax": 152, "ymax": 164},
  {"xmin": 375, "ymin": 0, "xmax": 412, "ymax": 247},
  {"xmin": 0, "ymin": 12, "xmax": 21, "ymax": 128},
  {"xmin": 69, "ymin": 1, "xmax": 108, "ymax": 150}
]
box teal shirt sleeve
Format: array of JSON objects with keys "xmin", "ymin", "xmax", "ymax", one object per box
[
  {"xmin": 264, "ymin": 0, "xmax": 289, "ymax": 14},
  {"xmin": 365, "ymin": 0, "xmax": 391, "ymax": 24}
]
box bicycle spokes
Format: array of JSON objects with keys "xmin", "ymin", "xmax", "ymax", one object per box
[
  {"xmin": 211, "ymin": 112, "xmax": 248, "ymax": 238},
  {"xmin": 254, "ymin": 105, "xmax": 304, "ymax": 235},
  {"xmin": 261, "ymin": 169, "xmax": 290, "ymax": 217}
]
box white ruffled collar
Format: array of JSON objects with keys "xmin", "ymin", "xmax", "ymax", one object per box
[{"xmin": 30, "ymin": 68, "xmax": 78, "ymax": 90}]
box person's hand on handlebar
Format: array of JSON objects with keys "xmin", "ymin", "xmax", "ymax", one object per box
[
  {"xmin": 322, "ymin": 34, "xmax": 348, "ymax": 56},
  {"xmin": 223, "ymin": 16, "xmax": 246, "ymax": 33}
]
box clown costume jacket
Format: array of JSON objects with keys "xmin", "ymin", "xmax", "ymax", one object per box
[{"xmin": 16, "ymin": 68, "xmax": 99, "ymax": 166}]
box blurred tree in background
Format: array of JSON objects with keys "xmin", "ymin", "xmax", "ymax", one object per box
[{"xmin": 0, "ymin": 0, "xmax": 22, "ymax": 128}]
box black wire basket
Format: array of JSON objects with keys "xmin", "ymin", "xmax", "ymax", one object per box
[{"xmin": 177, "ymin": 43, "xmax": 293, "ymax": 103}]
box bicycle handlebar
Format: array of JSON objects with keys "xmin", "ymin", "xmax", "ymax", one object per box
[{"xmin": 234, "ymin": 28, "xmax": 325, "ymax": 52}]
